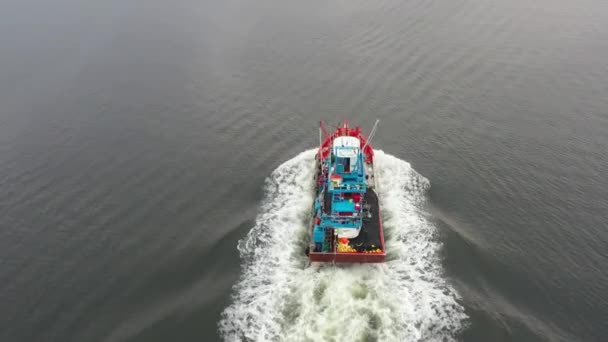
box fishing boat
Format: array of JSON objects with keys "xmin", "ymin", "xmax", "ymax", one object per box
[{"xmin": 307, "ymin": 120, "xmax": 385, "ymax": 263}]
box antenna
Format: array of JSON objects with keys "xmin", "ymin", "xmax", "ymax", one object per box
[
  {"xmin": 319, "ymin": 121, "xmax": 329, "ymax": 138},
  {"xmin": 362, "ymin": 119, "xmax": 380, "ymax": 152},
  {"xmin": 318, "ymin": 121, "xmax": 332, "ymax": 161},
  {"xmin": 318, "ymin": 121, "xmax": 324, "ymax": 161}
]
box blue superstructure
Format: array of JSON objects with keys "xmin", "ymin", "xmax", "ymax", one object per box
[
  {"xmin": 313, "ymin": 136, "xmax": 367, "ymax": 252},
  {"xmin": 308, "ymin": 120, "xmax": 385, "ymax": 262}
]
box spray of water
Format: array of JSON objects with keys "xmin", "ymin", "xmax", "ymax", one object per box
[{"xmin": 219, "ymin": 150, "xmax": 467, "ymax": 341}]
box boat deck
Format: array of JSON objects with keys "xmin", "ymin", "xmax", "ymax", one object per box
[
  {"xmin": 349, "ymin": 189, "xmax": 382, "ymax": 252},
  {"xmin": 310, "ymin": 187, "xmax": 385, "ymax": 263}
]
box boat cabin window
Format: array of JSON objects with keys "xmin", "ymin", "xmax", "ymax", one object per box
[{"xmin": 335, "ymin": 147, "xmax": 358, "ymax": 159}]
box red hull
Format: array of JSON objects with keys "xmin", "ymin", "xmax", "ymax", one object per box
[
  {"xmin": 318, "ymin": 121, "xmax": 375, "ymax": 163},
  {"xmin": 309, "ymin": 251, "xmax": 386, "ymax": 263}
]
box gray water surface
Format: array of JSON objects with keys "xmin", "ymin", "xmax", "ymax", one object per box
[{"xmin": 1, "ymin": 0, "xmax": 607, "ymax": 341}]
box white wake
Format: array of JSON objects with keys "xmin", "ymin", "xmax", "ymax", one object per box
[{"xmin": 219, "ymin": 150, "xmax": 467, "ymax": 341}]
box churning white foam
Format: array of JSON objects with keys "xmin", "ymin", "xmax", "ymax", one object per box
[{"xmin": 219, "ymin": 150, "xmax": 467, "ymax": 341}]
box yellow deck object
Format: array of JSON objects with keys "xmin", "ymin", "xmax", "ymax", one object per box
[{"xmin": 337, "ymin": 242, "xmax": 357, "ymax": 253}]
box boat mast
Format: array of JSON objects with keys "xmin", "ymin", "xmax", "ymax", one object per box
[
  {"xmin": 361, "ymin": 119, "xmax": 380, "ymax": 152},
  {"xmin": 319, "ymin": 121, "xmax": 329, "ymax": 161},
  {"xmin": 319, "ymin": 121, "xmax": 322, "ymax": 147}
]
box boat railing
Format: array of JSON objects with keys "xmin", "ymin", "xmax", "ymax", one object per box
[
  {"xmin": 321, "ymin": 216, "xmax": 362, "ymax": 228},
  {"xmin": 329, "ymin": 184, "xmax": 367, "ymax": 192}
]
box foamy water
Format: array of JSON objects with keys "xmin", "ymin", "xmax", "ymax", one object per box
[{"xmin": 219, "ymin": 150, "xmax": 467, "ymax": 341}]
